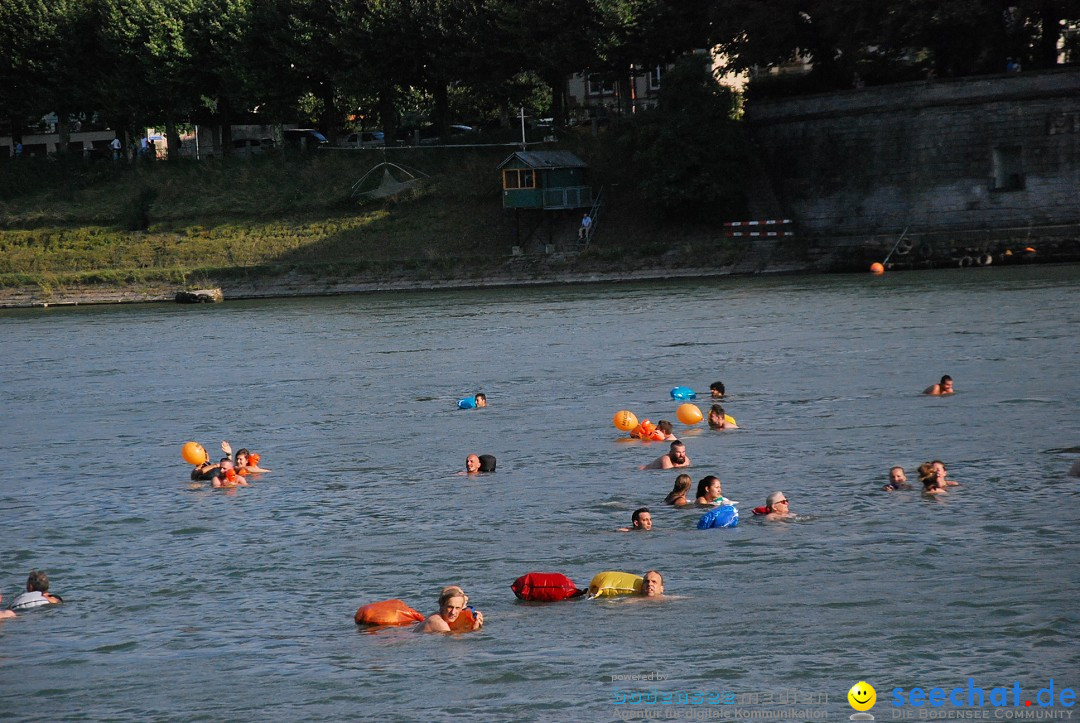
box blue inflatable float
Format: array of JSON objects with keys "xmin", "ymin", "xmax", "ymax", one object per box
[
  {"xmin": 458, "ymin": 397, "xmax": 477, "ymax": 409},
  {"xmin": 670, "ymin": 386, "xmax": 697, "ymax": 401},
  {"xmin": 697, "ymin": 504, "xmax": 739, "ymax": 529}
]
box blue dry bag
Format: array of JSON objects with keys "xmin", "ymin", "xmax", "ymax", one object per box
[
  {"xmin": 697, "ymin": 505, "xmax": 739, "ymax": 529},
  {"xmin": 670, "ymin": 386, "xmax": 696, "ymax": 401}
]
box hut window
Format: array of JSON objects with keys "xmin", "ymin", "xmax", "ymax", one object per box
[
  {"xmin": 503, "ymin": 169, "xmax": 536, "ymax": 190},
  {"xmin": 587, "ymin": 75, "xmax": 615, "ymax": 96},
  {"xmin": 648, "ymin": 65, "xmax": 663, "ymax": 90}
]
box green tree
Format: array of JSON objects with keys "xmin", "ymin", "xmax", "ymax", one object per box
[
  {"xmin": 0, "ymin": 1, "xmax": 98, "ymax": 151},
  {"xmin": 92, "ymin": 0, "xmax": 199, "ymax": 159},
  {"xmin": 614, "ymin": 54, "xmax": 747, "ymax": 218}
]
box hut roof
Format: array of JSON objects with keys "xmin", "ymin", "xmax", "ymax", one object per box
[{"xmin": 497, "ymin": 150, "xmax": 588, "ymax": 170}]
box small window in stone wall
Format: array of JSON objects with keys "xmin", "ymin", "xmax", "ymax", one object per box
[{"xmin": 992, "ymin": 146, "xmax": 1024, "ymax": 191}]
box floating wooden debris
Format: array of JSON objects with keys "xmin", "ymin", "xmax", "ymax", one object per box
[{"xmin": 175, "ymin": 288, "xmax": 223, "ymax": 304}]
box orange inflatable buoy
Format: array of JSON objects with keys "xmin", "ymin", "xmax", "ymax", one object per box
[
  {"xmin": 613, "ymin": 410, "xmax": 638, "ymax": 432},
  {"xmin": 631, "ymin": 420, "xmax": 664, "ymax": 441},
  {"xmin": 870, "ymin": 262, "xmax": 885, "ymax": 274},
  {"xmin": 354, "ymin": 599, "xmax": 426, "ymax": 626},
  {"xmin": 676, "ymin": 403, "xmax": 703, "ymax": 425},
  {"xmin": 181, "ymin": 441, "xmax": 208, "ymax": 465}
]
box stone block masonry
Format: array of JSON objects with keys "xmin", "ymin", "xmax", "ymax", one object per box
[{"xmin": 746, "ymin": 68, "xmax": 1080, "ymax": 238}]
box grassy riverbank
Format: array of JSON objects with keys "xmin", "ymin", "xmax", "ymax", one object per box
[{"xmin": 0, "ymin": 138, "xmax": 778, "ymax": 306}]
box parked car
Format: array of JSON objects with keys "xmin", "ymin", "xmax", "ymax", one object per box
[
  {"xmin": 417, "ymin": 124, "xmax": 476, "ymax": 145},
  {"xmin": 283, "ymin": 128, "xmax": 329, "ymax": 150},
  {"xmin": 231, "ymin": 137, "xmax": 275, "ymax": 155},
  {"xmin": 340, "ymin": 130, "xmax": 385, "ymax": 148}
]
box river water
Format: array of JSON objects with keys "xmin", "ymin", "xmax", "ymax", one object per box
[{"xmin": 1, "ymin": 265, "xmax": 1077, "ymax": 721}]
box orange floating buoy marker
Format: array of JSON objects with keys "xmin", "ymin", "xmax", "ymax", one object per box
[
  {"xmin": 613, "ymin": 410, "xmax": 638, "ymax": 432},
  {"xmin": 869, "ymin": 262, "xmax": 885, "ymax": 275}
]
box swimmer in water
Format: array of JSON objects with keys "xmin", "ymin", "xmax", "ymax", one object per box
[
  {"xmin": 695, "ymin": 475, "xmax": 725, "ymax": 506},
  {"xmin": 233, "ymin": 448, "xmax": 270, "ymax": 475},
  {"xmin": 753, "ymin": 492, "xmax": 793, "ymax": 519},
  {"xmin": 709, "ymin": 381, "xmax": 725, "ymax": 399},
  {"xmin": 618, "ymin": 507, "xmax": 653, "ymax": 532},
  {"xmin": 707, "ymin": 404, "xmax": 737, "ymax": 430},
  {"xmin": 0, "ymin": 594, "xmax": 15, "ymax": 619},
  {"xmin": 416, "ymin": 586, "xmax": 484, "ymax": 633},
  {"xmin": 920, "ymin": 472, "xmax": 947, "ymax": 495},
  {"xmin": 931, "ymin": 460, "xmax": 959, "ymax": 486},
  {"xmin": 923, "ymin": 375, "xmax": 954, "ymax": 396},
  {"xmin": 211, "ymin": 458, "xmax": 249, "ymax": 488},
  {"xmin": 642, "ymin": 441, "xmax": 690, "ymax": 470},
  {"xmin": 465, "ymin": 454, "xmax": 481, "ymax": 474},
  {"xmin": 664, "ymin": 474, "xmax": 692, "ymax": 506},
  {"xmin": 474, "ymin": 393, "xmax": 487, "ymax": 408},
  {"xmin": 8, "ymin": 570, "xmax": 62, "ymax": 611},
  {"xmin": 883, "ymin": 466, "xmax": 911, "ymax": 491},
  {"xmin": 655, "ymin": 420, "xmax": 678, "ymax": 441},
  {"xmin": 641, "ymin": 570, "xmax": 664, "ymax": 597}
]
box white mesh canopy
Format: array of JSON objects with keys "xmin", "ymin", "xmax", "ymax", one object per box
[{"xmin": 351, "ymin": 162, "xmax": 429, "ymax": 201}]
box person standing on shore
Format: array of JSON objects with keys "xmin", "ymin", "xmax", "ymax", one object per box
[{"xmin": 579, "ymin": 213, "xmax": 592, "ymax": 240}]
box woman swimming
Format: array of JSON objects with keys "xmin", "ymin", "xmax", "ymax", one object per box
[
  {"xmin": 695, "ymin": 476, "xmax": 724, "ymax": 506},
  {"xmin": 664, "ymin": 474, "xmax": 692, "ymax": 506}
]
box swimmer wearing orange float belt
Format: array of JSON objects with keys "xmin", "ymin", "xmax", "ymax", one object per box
[
  {"xmin": 221, "ymin": 441, "xmax": 270, "ymax": 475},
  {"xmin": 415, "ymin": 586, "xmax": 484, "ymax": 633},
  {"xmin": 211, "ymin": 458, "xmax": 249, "ymax": 488}
]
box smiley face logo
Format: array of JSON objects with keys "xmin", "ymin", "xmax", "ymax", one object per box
[{"xmin": 848, "ymin": 681, "xmax": 876, "ymax": 711}]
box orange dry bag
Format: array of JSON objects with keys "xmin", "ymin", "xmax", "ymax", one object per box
[
  {"xmin": 354, "ymin": 599, "xmax": 426, "ymax": 626},
  {"xmin": 446, "ymin": 606, "xmax": 478, "ymax": 632}
]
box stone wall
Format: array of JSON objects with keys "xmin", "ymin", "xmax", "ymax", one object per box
[{"xmin": 746, "ymin": 68, "xmax": 1080, "ymax": 239}]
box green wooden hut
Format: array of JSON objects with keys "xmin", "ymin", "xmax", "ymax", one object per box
[{"xmin": 498, "ymin": 151, "xmax": 592, "ymax": 210}]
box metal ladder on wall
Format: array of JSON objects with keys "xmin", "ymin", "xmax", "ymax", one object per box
[{"xmin": 577, "ymin": 186, "xmax": 604, "ymax": 248}]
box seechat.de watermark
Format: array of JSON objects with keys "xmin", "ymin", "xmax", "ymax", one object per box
[
  {"xmin": 890, "ymin": 679, "xmax": 1075, "ymax": 718},
  {"xmin": 843, "ymin": 679, "xmax": 1075, "ymax": 721}
]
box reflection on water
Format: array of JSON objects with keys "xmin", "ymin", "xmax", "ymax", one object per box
[{"xmin": 1, "ymin": 265, "xmax": 1078, "ymax": 719}]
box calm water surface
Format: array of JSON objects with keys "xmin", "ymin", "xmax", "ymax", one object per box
[{"xmin": 1, "ymin": 265, "xmax": 1078, "ymax": 721}]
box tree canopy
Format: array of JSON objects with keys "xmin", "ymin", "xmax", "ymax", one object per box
[{"xmin": 1, "ymin": 0, "xmax": 1076, "ymax": 142}]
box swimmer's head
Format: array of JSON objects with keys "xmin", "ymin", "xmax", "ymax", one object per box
[
  {"xmin": 438, "ymin": 587, "xmax": 467, "ymax": 622},
  {"xmin": 27, "ymin": 570, "xmax": 49, "ymax": 593},
  {"xmin": 766, "ymin": 491, "xmax": 789, "ymax": 511},
  {"xmin": 940, "ymin": 375, "xmax": 953, "ymax": 393},
  {"xmin": 696, "ymin": 475, "xmax": 721, "ymax": 500},
  {"xmin": 631, "ymin": 507, "xmax": 652, "ymax": 531},
  {"xmin": 465, "ymin": 454, "xmax": 480, "ymax": 473},
  {"xmin": 889, "ymin": 466, "xmax": 906, "ymax": 484},
  {"xmin": 474, "ymin": 393, "xmax": 486, "ymax": 408},
  {"xmin": 642, "ymin": 570, "xmax": 664, "ymax": 597},
  {"xmin": 668, "ymin": 442, "xmax": 686, "ymax": 463},
  {"xmin": 709, "ymin": 381, "xmax": 725, "ymax": 398}
]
